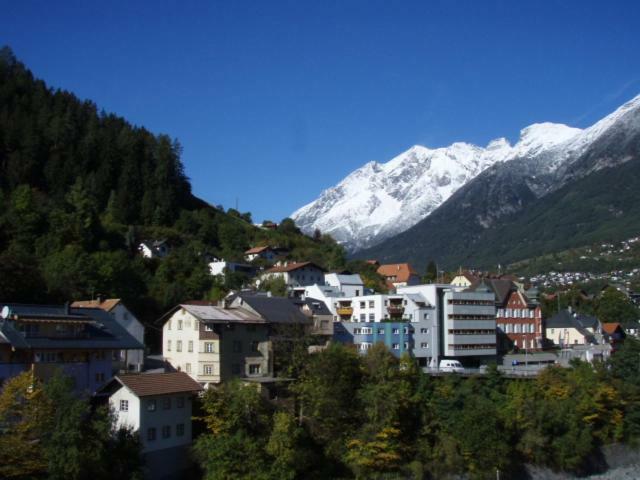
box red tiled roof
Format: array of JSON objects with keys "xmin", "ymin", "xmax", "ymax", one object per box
[
  {"xmin": 265, "ymin": 262, "xmax": 324, "ymax": 273},
  {"xmin": 377, "ymin": 263, "xmax": 418, "ymax": 283},
  {"xmin": 602, "ymin": 323, "xmax": 623, "ymax": 335},
  {"xmin": 72, "ymin": 298, "xmax": 121, "ymax": 312},
  {"xmin": 245, "ymin": 246, "xmax": 270, "ymax": 255},
  {"xmin": 116, "ymin": 372, "xmax": 202, "ymax": 397}
]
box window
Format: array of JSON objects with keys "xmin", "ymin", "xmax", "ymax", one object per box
[
  {"xmin": 185, "ymin": 319, "xmax": 191, "ymax": 328},
  {"xmin": 420, "ymin": 342, "xmax": 428, "ymax": 348},
  {"xmin": 176, "ymin": 340, "xmax": 182, "ymax": 352},
  {"xmin": 188, "ymin": 341, "xmax": 193, "ymax": 352},
  {"xmin": 176, "ymin": 423, "xmax": 185, "ymax": 436},
  {"xmin": 403, "ymin": 327, "xmax": 409, "ymax": 334},
  {"xmin": 147, "ymin": 427, "xmax": 156, "ymax": 441},
  {"xmin": 177, "ymin": 396, "xmax": 185, "ymax": 408},
  {"xmin": 147, "ymin": 399, "xmax": 157, "ymax": 412},
  {"xmin": 233, "ymin": 341, "xmax": 242, "ymax": 353},
  {"xmin": 550, "ymin": 328, "xmax": 554, "ymax": 334},
  {"xmin": 368, "ymin": 313, "xmax": 375, "ymax": 321},
  {"xmin": 178, "ymin": 320, "xmax": 183, "ymax": 330},
  {"xmin": 119, "ymin": 400, "xmax": 129, "ymax": 411},
  {"xmin": 205, "ymin": 324, "xmax": 214, "ymax": 332},
  {"xmin": 167, "ymin": 340, "xmax": 172, "ymax": 351},
  {"xmin": 359, "ymin": 314, "xmax": 366, "ymax": 322},
  {"xmin": 368, "ymin": 301, "xmax": 374, "ymax": 308},
  {"xmin": 392, "ymin": 328, "xmax": 400, "ymax": 334},
  {"xmin": 353, "ymin": 328, "xmax": 361, "ymax": 334},
  {"xmin": 186, "ymin": 363, "xmax": 191, "ymax": 374},
  {"xmin": 378, "ymin": 328, "xmax": 385, "ymax": 335},
  {"xmin": 162, "ymin": 425, "xmax": 171, "ymax": 439},
  {"xmin": 205, "ymin": 342, "xmax": 215, "ymax": 353},
  {"xmin": 392, "ymin": 343, "xmax": 400, "ymax": 350},
  {"xmin": 163, "ymin": 398, "xmax": 171, "ymax": 410},
  {"xmin": 168, "ymin": 320, "xmax": 172, "ymax": 330},
  {"xmin": 251, "ymin": 341, "xmax": 260, "ymax": 352},
  {"xmin": 420, "ymin": 328, "xmax": 429, "ymax": 334},
  {"xmin": 361, "ymin": 327, "xmax": 372, "ymax": 334},
  {"xmin": 423, "ymin": 313, "xmax": 430, "ymax": 320},
  {"xmin": 360, "ymin": 302, "xmax": 365, "ymax": 308},
  {"xmin": 249, "ymin": 364, "xmax": 261, "ymax": 375},
  {"xmin": 203, "ymin": 365, "xmax": 213, "ymax": 375},
  {"xmin": 359, "ymin": 342, "xmax": 372, "ymax": 351},
  {"xmin": 404, "ymin": 342, "xmax": 409, "ymax": 349}
]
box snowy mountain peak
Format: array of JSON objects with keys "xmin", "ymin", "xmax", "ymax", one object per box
[{"xmin": 292, "ymin": 94, "xmax": 640, "ymax": 252}]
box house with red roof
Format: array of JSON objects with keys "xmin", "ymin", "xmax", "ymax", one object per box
[{"xmin": 377, "ymin": 263, "xmax": 420, "ymax": 290}]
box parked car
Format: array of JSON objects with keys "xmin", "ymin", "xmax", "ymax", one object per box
[{"xmin": 439, "ymin": 359, "xmax": 464, "ymax": 373}]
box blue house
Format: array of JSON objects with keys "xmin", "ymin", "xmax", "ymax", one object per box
[
  {"xmin": 0, "ymin": 303, "xmax": 143, "ymax": 393},
  {"xmin": 334, "ymin": 321, "xmax": 415, "ymax": 357}
]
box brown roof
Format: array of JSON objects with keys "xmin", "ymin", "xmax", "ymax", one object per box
[
  {"xmin": 72, "ymin": 298, "xmax": 121, "ymax": 312},
  {"xmin": 116, "ymin": 372, "xmax": 202, "ymax": 397},
  {"xmin": 245, "ymin": 246, "xmax": 271, "ymax": 255},
  {"xmin": 265, "ymin": 261, "xmax": 325, "ymax": 273},
  {"xmin": 602, "ymin": 323, "xmax": 623, "ymax": 335},
  {"xmin": 376, "ymin": 263, "xmax": 418, "ymax": 283}
]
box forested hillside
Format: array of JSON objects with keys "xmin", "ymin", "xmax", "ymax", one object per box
[{"xmin": 0, "ymin": 47, "xmax": 346, "ymax": 332}]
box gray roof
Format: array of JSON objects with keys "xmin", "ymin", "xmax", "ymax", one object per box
[
  {"xmin": 547, "ymin": 310, "xmax": 599, "ymax": 344},
  {"xmin": 0, "ymin": 304, "xmax": 143, "ymax": 350},
  {"xmin": 470, "ymin": 279, "xmax": 515, "ymax": 305},
  {"xmin": 179, "ymin": 304, "xmax": 265, "ymax": 324},
  {"xmin": 296, "ymin": 297, "xmax": 332, "ymax": 316},
  {"xmin": 324, "ymin": 273, "xmax": 364, "ymax": 286},
  {"xmin": 547, "ymin": 310, "xmax": 599, "ymax": 330},
  {"xmin": 239, "ymin": 295, "xmax": 312, "ymax": 325}
]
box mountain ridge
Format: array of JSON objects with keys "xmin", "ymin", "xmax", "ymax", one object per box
[
  {"xmin": 292, "ymin": 119, "xmax": 584, "ymax": 251},
  {"xmin": 356, "ymin": 94, "xmax": 640, "ymax": 269}
]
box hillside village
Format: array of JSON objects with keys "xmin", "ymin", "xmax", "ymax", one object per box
[
  {"xmin": 3, "ymin": 48, "xmax": 640, "ymax": 480},
  {"xmin": 2, "ymin": 238, "xmax": 639, "ymax": 478}
]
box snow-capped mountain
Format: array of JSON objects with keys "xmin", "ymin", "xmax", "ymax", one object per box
[
  {"xmin": 292, "ymin": 118, "xmax": 582, "ymax": 251},
  {"xmin": 357, "ymin": 93, "xmax": 640, "ymax": 269}
]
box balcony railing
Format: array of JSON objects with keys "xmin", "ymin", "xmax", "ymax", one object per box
[
  {"xmin": 387, "ymin": 305, "xmax": 405, "ymax": 317},
  {"xmin": 336, "ymin": 307, "xmax": 353, "ymax": 316}
]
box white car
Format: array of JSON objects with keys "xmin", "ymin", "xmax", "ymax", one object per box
[{"xmin": 439, "ymin": 359, "xmax": 464, "ymax": 373}]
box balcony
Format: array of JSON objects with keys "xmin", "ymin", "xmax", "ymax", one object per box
[
  {"xmin": 336, "ymin": 307, "xmax": 353, "ymax": 317},
  {"xmin": 387, "ymin": 304, "xmax": 405, "ymax": 317}
]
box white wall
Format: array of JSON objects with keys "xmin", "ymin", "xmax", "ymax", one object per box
[
  {"xmin": 110, "ymin": 386, "xmax": 141, "ymax": 432},
  {"xmin": 113, "ymin": 303, "xmax": 144, "ymax": 370},
  {"xmin": 163, "ymin": 309, "xmax": 220, "ymax": 383},
  {"xmin": 139, "ymin": 393, "xmax": 195, "ymax": 453}
]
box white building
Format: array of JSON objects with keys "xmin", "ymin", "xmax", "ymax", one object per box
[
  {"xmin": 244, "ymin": 246, "xmax": 277, "ymax": 263},
  {"xmin": 160, "ymin": 303, "xmax": 272, "ymax": 386},
  {"xmin": 260, "ymin": 262, "xmax": 326, "ymax": 289},
  {"xmin": 138, "ymin": 240, "xmax": 170, "ymax": 259},
  {"xmin": 398, "ymin": 283, "xmax": 497, "ymax": 363},
  {"xmin": 72, "ymin": 298, "xmax": 145, "ymax": 371},
  {"xmin": 324, "ymin": 273, "xmax": 365, "ymax": 298},
  {"xmin": 208, "ymin": 259, "xmax": 256, "ymax": 278},
  {"xmin": 97, "ymin": 372, "xmax": 202, "ymax": 479}
]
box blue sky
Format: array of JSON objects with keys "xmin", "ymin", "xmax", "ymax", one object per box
[{"xmin": 3, "ymin": 1, "xmax": 640, "ymax": 222}]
